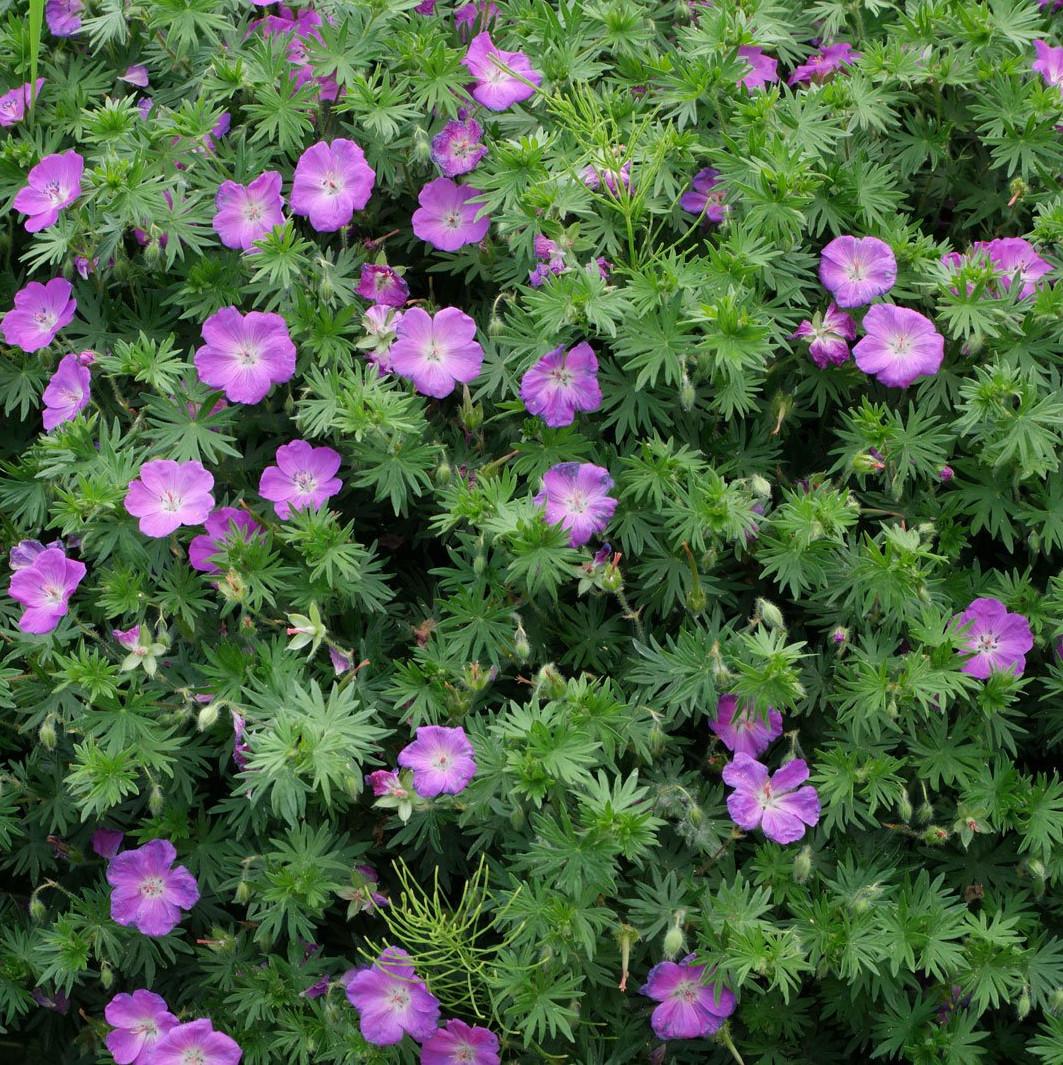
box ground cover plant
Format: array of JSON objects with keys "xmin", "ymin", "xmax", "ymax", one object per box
[{"xmin": 1, "ymin": 0, "xmax": 1063, "ymax": 1061}]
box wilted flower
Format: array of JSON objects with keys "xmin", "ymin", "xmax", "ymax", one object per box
[
  {"xmin": 389, "ymin": 306, "xmax": 484, "ymax": 398},
  {"xmin": 421, "ymin": 1019, "xmax": 501, "ymax": 1065},
  {"xmin": 397, "ymin": 725, "xmax": 478, "ymax": 797},
  {"xmin": 356, "ymin": 264, "xmax": 409, "ymax": 308},
  {"xmin": 149, "ymin": 1019, "xmax": 242, "ymax": 1065},
  {"xmin": 792, "ymin": 303, "xmax": 857, "ymax": 367},
  {"xmin": 41, "ymin": 353, "xmax": 91, "ymax": 429},
  {"xmin": 106, "ymin": 839, "xmax": 200, "ymax": 937},
  {"xmin": 104, "ymin": 989, "xmax": 178, "ymax": 1065},
  {"xmin": 212, "ymin": 172, "xmax": 285, "ymax": 252},
  {"xmin": 338, "ymin": 864, "xmax": 390, "ymax": 916},
  {"xmin": 738, "ymin": 46, "xmax": 778, "ymax": 89},
  {"xmin": 454, "ymin": 1, "xmax": 499, "ymax": 37},
  {"xmin": 722, "ymin": 754, "xmax": 821, "ymax": 844},
  {"xmin": 291, "ymin": 139, "xmax": 375, "ymax": 232},
  {"xmin": 344, "ymin": 947, "xmax": 441, "ymax": 1045},
  {"xmin": 788, "ymin": 42, "xmax": 860, "ymax": 85},
  {"xmin": 955, "ymin": 597, "xmax": 1034, "ymax": 679},
  {"xmin": 7, "ymin": 546, "xmax": 86, "ymax": 635},
  {"xmin": 46, "ymin": 0, "xmax": 81, "ymax": 36},
  {"xmin": 431, "ymin": 117, "xmax": 488, "ymax": 177},
  {"xmin": 92, "ymin": 828, "xmax": 125, "ymax": 859},
  {"xmin": 0, "ymin": 79, "xmax": 44, "ymax": 127},
  {"xmin": 818, "ymin": 235, "xmax": 897, "ymax": 307},
  {"xmin": 328, "ymin": 647, "xmax": 353, "ymax": 674},
  {"xmin": 680, "ymin": 168, "xmax": 727, "ymax": 222},
  {"xmin": 360, "ymin": 304, "xmax": 404, "ymax": 370},
  {"xmin": 412, "ymin": 177, "xmax": 490, "ymax": 251},
  {"xmin": 853, "ymin": 304, "xmax": 945, "ymax": 388},
  {"xmin": 581, "ymin": 160, "xmax": 631, "ymax": 195},
  {"xmin": 461, "ymin": 31, "xmax": 541, "ymax": 111},
  {"xmin": 520, "ymin": 341, "xmax": 602, "ymax": 427},
  {"xmin": 710, "ymin": 695, "xmax": 783, "ymax": 757},
  {"xmin": 119, "ymin": 64, "xmax": 150, "ymax": 87},
  {"xmin": 194, "ymin": 307, "xmax": 296, "ymax": 404},
  {"xmin": 188, "ymin": 508, "xmax": 263, "ymax": 573},
  {"xmin": 640, "ymin": 956, "xmax": 736, "ymax": 1039},
  {"xmin": 13, "ymin": 150, "xmax": 84, "ymax": 232},
  {"xmin": 1, "ymin": 278, "xmax": 77, "ymax": 352},
  {"xmin": 125, "ymin": 460, "xmax": 215, "ymax": 537},
  {"xmin": 258, "ymin": 440, "xmax": 342, "ymax": 519},
  {"xmin": 535, "ymin": 462, "xmax": 618, "ymax": 547}
]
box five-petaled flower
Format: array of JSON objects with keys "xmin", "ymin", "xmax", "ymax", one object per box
[
  {"xmin": 722, "ymin": 754, "xmax": 821, "ymax": 844},
  {"xmin": 535, "ymin": 462, "xmax": 618, "ymax": 548},
  {"xmin": 188, "ymin": 507, "xmax": 263, "ymax": 573},
  {"xmin": 421, "ymin": 1018, "xmax": 501, "ymax": 1065},
  {"xmin": 258, "ymin": 440, "xmax": 342, "ymax": 519},
  {"xmin": 13, "ymin": 149, "xmax": 84, "ymax": 232},
  {"xmin": 389, "ymin": 306, "xmax": 484, "ymax": 398},
  {"xmin": 125, "ymin": 460, "xmax": 215, "ymax": 537},
  {"xmin": 520, "ymin": 341, "xmax": 602, "ymax": 427},
  {"xmin": 291, "ymin": 139, "xmax": 375, "ymax": 232},
  {"xmin": 106, "ymin": 839, "xmax": 200, "ymax": 937},
  {"xmin": 397, "ymin": 725, "xmax": 478, "ymax": 797},
  {"xmin": 955, "ymin": 597, "xmax": 1034, "ymax": 679},
  {"xmin": 461, "ymin": 31, "xmax": 541, "ymax": 111},
  {"xmin": 853, "ymin": 303, "xmax": 944, "ymax": 388},
  {"xmin": 149, "ymin": 1019, "xmax": 243, "ymax": 1065},
  {"xmin": 344, "ymin": 946, "xmax": 441, "ymax": 1045},
  {"xmin": 41, "ymin": 352, "xmax": 91, "ymax": 429},
  {"xmin": 7, "ymin": 545, "xmax": 86, "ymax": 635},
  {"xmin": 194, "ymin": 307, "xmax": 296, "ymax": 404},
  {"xmin": 412, "ymin": 177, "xmax": 491, "ymax": 252},
  {"xmin": 819, "ymin": 235, "xmax": 897, "ymax": 308},
  {"xmin": 212, "ymin": 171, "xmax": 285, "ymax": 251},
  {"xmin": 1, "ymin": 278, "xmax": 76, "ymax": 352},
  {"xmin": 104, "ymin": 989, "xmax": 178, "ymax": 1065},
  {"xmin": 710, "ymin": 695, "xmax": 783, "ymax": 758},
  {"xmin": 640, "ymin": 956, "xmax": 736, "ymax": 1040}
]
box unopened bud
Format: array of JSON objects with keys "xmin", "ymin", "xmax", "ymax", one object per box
[
  {"xmin": 235, "ymin": 880, "xmax": 253, "ymax": 904},
  {"xmin": 100, "ymin": 962, "xmax": 114, "ymax": 990},
  {"xmin": 513, "ymin": 620, "xmax": 531, "ymax": 661},
  {"xmin": 435, "ymin": 459, "xmax": 452, "ymax": 485},
  {"xmin": 852, "ymin": 451, "xmax": 885, "ymax": 474},
  {"xmin": 831, "ymin": 626, "xmax": 848, "ymax": 646},
  {"xmin": 686, "ymin": 584, "xmax": 707, "ymax": 613},
  {"xmin": 750, "ymin": 474, "xmax": 772, "ymax": 499},
  {"xmin": 897, "ymin": 790, "xmax": 913, "ymax": 823},
  {"xmin": 1017, "ymin": 988, "xmax": 1031, "ymax": 1020},
  {"xmin": 756, "ymin": 598, "xmax": 785, "ymax": 631},
  {"xmin": 922, "ymin": 824, "xmax": 949, "ymax": 845},
  {"xmin": 29, "ymin": 896, "xmax": 46, "ymax": 921},
  {"xmin": 488, "ymin": 315, "xmax": 505, "ymax": 337},
  {"xmin": 149, "ymin": 783, "xmax": 165, "ymax": 816},
  {"xmin": 916, "ymin": 800, "xmax": 934, "ymax": 824},
  {"xmin": 1049, "ymin": 988, "xmax": 1063, "ymax": 1016},
  {"xmin": 197, "ymin": 702, "xmax": 220, "ymax": 731},
  {"xmin": 662, "ymin": 918, "xmax": 686, "ymax": 960},
  {"xmin": 459, "ymin": 385, "xmax": 482, "ymax": 432},
  {"xmin": 534, "ymin": 663, "xmax": 566, "ymax": 701},
  {"xmin": 938, "ymin": 465, "xmax": 954, "ymax": 483},
  {"xmin": 678, "ymin": 374, "xmax": 696, "ymax": 412},
  {"xmin": 38, "ymin": 717, "xmax": 57, "ymax": 750},
  {"xmin": 793, "ymin": 845, "xmax": 813, "ymax": 884},
  {"xmin": 472, "ymin": 552, "xmax": 486, "ymax": 575}
]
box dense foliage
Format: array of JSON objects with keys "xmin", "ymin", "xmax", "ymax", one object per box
[{"xmin": 2, "ymin": 0, "xmax": 1063, "ymax": 1062}]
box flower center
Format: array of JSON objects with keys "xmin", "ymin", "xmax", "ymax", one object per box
[
  {"xmin": 235, "ymin": 343, "xmax": 259, "ymax": 367},
  {"xmin": 244, "ymin": 201, "xmax": 264, "ymax": 222},
  {"xmin": 44, "ymin": 180, "xmax": 65, "ymax": 204},
  {"xmin": 321, "ymin": 170, "xmax": 343, "ymax": 196},
  {"xmin": 133, "ymin": 1019, "xmax": 159, "ymax": 1038},
  {"xmin": 180, "ymin": 1049, "xmax": 207, "ymax": 1065},
  {"xmin": 386, "ymin": 987, "xmax": 411, "ymax": 1011},
  {"xmin": 454, "ymin": 1045, "xmax": 475, "ymax": 1064},
  {"xmin": 565, "ymin": 491, "xmax": 588, "ymax": 514},
  {"xmin": 432, "ymin": 753, "xmax": 451, "ymax": 770},
  {"xmin": 890, "ymin": 333, "xmax": 913, "ymax": 356},
  {"xmin": 443, "ymin": 210, "xmax": 463, "ymax": 230},
  {"xmin": 159, "ymin": 490, "xmax": 184, "ymax": 513},
  {"xmin": 33, "ymin": 309, "xmax": 58, "ymax": 331},
  {"xmin": 974, "ymin": 633, "xmax": 999, "ymax": 653},
  {"xmin": 42, "ymin": 582, "xmax": 65, "ymax": 606},
  {"xmin": 673, "ymin": 979, "xmax": 699, "ymax": 1004},
  {"xmin": 845, "ymin": 257, "xmax": 867, "ymax": 282},
  {"xmin": 424, "ymin": 341, "xmax": 443, "ymax": 364},
  {"xmin": 294, "ymin": 472, "xmax": 317, "ymax": 495},
  {"xmin": 140, "ymin": 875, "xmax": 165, "ymax": 899},
  {"xmin": 549, "ymin": 367, "xmax": 574, "ymax": 389}
]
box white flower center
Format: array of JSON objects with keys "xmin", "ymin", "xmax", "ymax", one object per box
[
  {"xmin": 235, "ymin": 343, "xmax": 259, "ymax": 367},
  {"xmin": 443, "ymin": 210, "xmax": 462, "ymax": 230},
  {"xmin": 42, "ymin": 583, "xmax": 65, "ymax": 606},
  {"xmin": 44, "ymin": 180, "xmax": 65, "ymax": 204},
  {"xmin": 33, "ymin": 309, "xmax": 57, "ymax": 331},
  {"xmin": 180, "ymin": 1049, "xmax": 207, "ymax": 1065},
  {"xmin": 243, "ymin": 201, "xmax": 264, "ymax": 222},
  {"xmin": 549, "ymin": 367, "xmax": 573, "ymax": 389},
  {"xmin": 294, "ymin": 472, "xmax": 317, "ymax": 494},
  {"xmin": 140, "ymin": 875, "xmax": 165, "ymax": 899},
  {"xmin": 975, "ymin": 633, "xmax": 999, "ymax": 653},
  {"xmin": 160, "ymin": 490, "xmax": 184, "ymax": 513},
  {"xmin": 386, "ymin": 987, "xmax": 411, "ymax": 1011},
  {"xmin": 321, "ymin": 171, "xmax": 343, "ymax": 197},
  {"xmin": 565, "ymin": 490, "xmax": 588, "ymax": 514}
]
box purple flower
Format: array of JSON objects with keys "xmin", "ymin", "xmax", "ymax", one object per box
[
  {"xmin": 938, "ymin": 465, "xmax": 954, "ymax": 483},
  {"xmin": 291, "ymin": 139, "xmax": 375, "ymax": 233},
  {"xmin": 1033, "ymin": 40, "xmax": 1063, "ymax": 91},
  {"xmin": 113, "ymin": 625, "xmax": 140, "ymax": 651},
  {"xmin": 581, "ymin": 160, "xmax": 631, "ymax": 196},
  {"xmin": 389, "ymin": 306, "xmax": 484, "ymax": 398},
  {"xmin": 46, "ymin": 0, "xmax": 81, "ymax": 36},
  {"xmin": 415, "ymin": 0, "xmax": 437, "ymax": 12},
  {"xmin": 31, "ymin": 987, "xmax": 70, "ymax": 1013},
  {"xmin": 92, "ymin": 828, "xmax": 125, "ymax": 859},
  {"xmin": 149, "ymin": 1019, "xmax": 242, "ymax": 1065},
  {"xmin": 188, "ymin": 507, "xmax": 263, "ymax": 573},
  {"xmin": 104, "ymin": 989, "xmax": 178, "ymax": 1065},
  {"xmin": 344, "ymin": 947, "xmax": 441, "ymax": 1045},
  {"xmin": 41, "ymin": 352, "xmax": 91, "ymax": 430},
  {"xmin": 205, "ymin": 112, "xmax": 231, "ymax": 152},
  {"xmin": 106, "ymin": 839, "xmax": 200, "ymax": 937},
  {"xmin": 710, "ymin": 695, "xmax": 783, "ymax": 757},
  {"xmin": 431, "ymin": 118, "xmax": 488, "ymax": 177},
  {"xmin": 194, "ymin": 307, "xmax": 296, "ymax": 404},
  {"xmin": 1, "ymin": 278, "xmax": 76, "ymax": 352},
  {"xmin": 397, "ymin": 725, "xmax": 477, "ymax": 797},
  {"xmin": 367, "ymin": 769, "xmax": 409, "ymax": 798},
  {"xmin": 520, "ymin": 341, "xmax": 602, "ymax": 427},
  {"xmin": 362, "ymin": 305, "xmax": 404, "ymax": 371},
  {"xmin": 9, "ymin": 538, "xmax": 61, "ymax": 570},
  {"xmin": 955, "ymin": 597, "xmax": 1034, "ymax": 679},
  {"xmin": 302, "ymin": 974, "xmax": 330, "ymax": 999},
  {"xmin": 640, "ymin": 957, "xmax": 736, "ymax": 1040},
  {"xmin": 329, "ymin": 647, "xmax": 353, "ymax": 674},
  {"xmin": 722, "ymin": 754, "xmax": 821, "ymax": 844},
  {"xmin": 819, "ymin": 235, "xmax": 897, "ymax": 307},
  {"xmin": 461, "ymin": 31, "xmax": 541, "ymax": 111},
  {"xmin": 0, "ymin": 79, "xmax": 44, "ymax": 127},
  {"xmin": 125, "ymin": 460, "xmax": 215, "ymax": 537},
  {"xmin": 738, "ymin": 46, "xmax": 778, "ymax": 89},
  {"xmin": 680, "ymin": 168, "xmax": 727, "ymax": 223},
  {"xmin": 258, "ymin": 440, "xmax": 342, "ymax": 519},
  {"xmin": 136, "ymin": 97, "xmax": 154, "ymax": 120},
  {"xmin": 788, "ymin": 42, "xmax": 860, "ymax": 86},
  {"xmin": 454, "ymin": 1, "xmax": 499, "ymax": 37},
  {"xmin": 231, "ymin": 710, "xmax": 250, "ymax": 770},
  {"xmin": 212, "ymin": 171, "xmax": 285, "ymax": 252},
  {"xmin": 7, "ymin": 546, "xmax": 86, "ymax": 635},
  {"xmin": 535, "ymin": 462, "xmax": 617, "ymax": 548},
  {"xmin": 357, "ymin": 264, "xmax": 409, "ymax": 308},
  {"xmin": 119, "ymin": 64, "xmax": 149, "ymax": 87},
  {"xmin": 349, "ymin": 864, "xmax": 389, "ymax": 911},
  {"xmin": 421, "ymin": 1019, "xmax": 501, "ymax": 1065},
  {"xmin": 853, "ymin": 304, "xmax": 945, "ymax": 388},
  {"xmin": 976, "ymin": 237, "xmax": 1053, "ymax": 300},
  {"xmin": 412, "ymin": 178, "xmax": 490, "ymax": 252},
  {"xmin": 13, "ymin": 150, "xmax": 84, "ymax": 233},
  {"xmin": 792, "ymin": 303, "xmax": 856, "ymax": 368}
]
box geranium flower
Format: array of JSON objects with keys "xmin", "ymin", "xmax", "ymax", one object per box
[
  {"xmin": 389, "ymin": 306, "xmax": 484, "ymax": 398},
  {"xmin": 640, "ymin": 957, "xmax": 736, "ymax": 1039},
  {"xmin": 367, "ymin": 769, "xmax": 409, "ymax": 798},
  {"xmin": 46, "ymin": 0, "xmax": 81, "ymax": 36},
  {"xmin": 92, "ymin": 828, "xmax": 124, "ymax": 859},
  {"xmin": 680, "ymin": 168, "xmax": 727, "ymax": 222},
  {"xmin": 361, "ymin": 304, "xmax": 404, "ymax": 371},
  {"xmin": 454, "ymin": 1, "xmax": 499, "ymax": 38},
  {"xmin": 119, "ymin": 64, "xmax": 149, "ymax": 87},
  {"xmin": 0, "ymin": 79, "xmax": 44, "ymax": 127},
  {"xmin": 212, "ymin": 171, "xmax": 285, "ymax": 252},
  {"xmin": 1033, "ymin": 39, "xmax": 1063, "ymax": 91},
  {"xmin": 710, "ymin": 695, "xmax": 783, "ymax": 757},
  {"xmin": 149, "ymin": 1020, "xmax": 242, "ymax": 1065},
  {"xmin": 722, "ymin": 754, "xmax": 821, "ymax": 844},
  {"xmin": 853, "ymin": 304, "xmax": 945, "ymax": 388},
  {"xmin": 356, "ymin": 264, "xmax": 409, "ymax": 308},
  {"xmin": 106, "ymin": 839, "xmax": 200, "ymax": 937},
  {"xmin": 791, "ymin": 304, "xmax": 856, "ymax": 367},
  {"xmin": 7, "ymin": 546, "xmax": 86, "ymax": 635},
  {"xmin": 1, "ymin": 278, "xmax": 76, "ymax": 352},
  {"xmin": 535, "ymin": 462, "xmax": 617, "ymax": 547},
  {"xmin": 738, "ymin": 46, "xmax": 778, "ymax": 89},
  {"xmin": 397, "ymin": 725, "xmax": 477, "ymax": 797},
  {"xmin": 193, "ymin": 307, "xmax": 296, "ymax": 404},
  {"xmin": 125, "ymin": 460, "xmax": 215, "ymax": 537},
  {"xmin": 291, "ymin": 139, "xmax": 375, "ymax": 232},
  {"xmin": 431, "ymin": 117, "xmax": 488, "ymax": 176},
  {"xmin": 41, "ymin": 352, "xmax": 91, "ymax": 429},
  {"xmin": 818, "ymin": 235, "xmax": 897, "ymax": 307},
  {"xmin": 344, "ymin": 947, "xmax": 441, "ymax": 1045},
  {"xmin": 258, "ymin": 440, "xmax": 342, "ymax": 519},
  {"xmin": 788, "ymin": 42, "xmax": 860, "ymax": 85},
  {"xmin": 412, "ymin": 177, "xmax": 490, "ymax": 251},
  {"xmin": 104, "ymin": 989, "xmax": 178, "ymax": 1065},
  {"xmin": 421, "ymin": 1019, "xmax": 501, "ymax": 1065},
  {"xmin": 461, "ymin": 32, "xmax": 541, "ymax": 111},
  {"xmin": 13, "ymin": 150, "xmax": 84, "ymax": 232},
  {"xmin": 520, "ymin": 341, "xmax": 602, "ymax": 427},
  {"xmin": 188, "ymin": 507, "xmax": 263, "ymax": 573},
  {"xmin": 974, "ymin": 237, "xmax": 1053, "ymax": 300},
  {"xmin": 955, "ymin": 597, "xmax": 1034, "ymax": 679}
]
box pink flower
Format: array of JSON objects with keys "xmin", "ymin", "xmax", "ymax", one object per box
[
  {"xmin": 640, "ymin": 957, "xmax": 736, "ymax": 1040},
  {"xmin": 818, "ymin": 235, "xmax": 897, "ymax": 307},
  {"xmin": 344, "ymin": 947, "xmax": 441, "ymax": 1045},
  {"xmin": 1, "ymin": 278, "xmax": 76, "ymax": 352},
  {"xmin": 7, "ymin": 546, "xmax": 86, "ymax": 634},
  {"xmin": 106, "ymin": 839, "xmax": 200, "ymax": 936},
  {"xmin": 367, "ymin": 769, "xmax": 409, "ymax": 798},
  {"xmin": 193, "ymin": 307, "xmax": 296, "ymax": 404},
  {"xmin": 119, "ymin": 64, "xmax": 150, "ymax": 87},
  {"xmin": 0, "ymin": 79, "xmax": 44, "ymax": 127},
  {"xmin": 104, "ymin": 989, "xmax": 178, "ymax": 1065},
  {"xmin": 13, "ymin": 150, "xmax": 84, "ymax": 232},
  {"xmin": 955, "ymin": 597, "xmax": 1034, "ymax": 679},
  {"xmin": 461, "ymin": 32, "xmax": 541, "ymax": 111},
  {"xmin": 421, "ymin": 1019, "xmax": 501, "ymax": 1065},
  {"xmin": 853, "ymin": 304, "xmax": 945, "ymax": 388},
  {"xmin": 791, "ymin": 303, "xmax": 856, "ymax": 368},
  {"xmin": 412, "ymin": 177, "xmax": 490, "ymax": 252},
  {"xmin": 212, "ymin": 171, "xmax": 285, "ymax": 252},
  {"xmin": 519, "ymin": 341, "xmax": 602, "ymax": 427},
  {"xmin": 581, "ymin": 160, "xmax": 631, "ymax": 196},
  {"xmin": 41, "ymin": 352, "xmax": 91, "ymax": 429},
  {"xmin": 397, "ymin": 725, "xmax": 477, "ymax": 797},
  {"xmin": 738, "ymin": 46, "xmax": 778, "ymax": 89},
  {"xmin": 680, "ymin": 168, "xmax": 727, "ymax": 223},
  {"xmin": 535, "ymin": 462, "xmax": 617, "ymax": 547},
  {"xmin": 356, "ymin": 264, "xmax": 409, "ymax": 308},
  {"xmin": 431, "ymin": 117, "xmax": 488, "ymax": 177},
  {"xmin": 291, "ymin": 139, "xmax": 375, "ymax": 232},
  {"xmin": 454, "ymin": 1, "xmax": 499, "ymax": 37},
  {"xmin": 125, "ymin": 459, "xmax": 216, "ymax": 537},
  {"xmin": 974, "ymin": 237, "xmax": 1053, "ymax": 300},
  {"xmin": 710, "ymin": 695, "xmax": 783, "ymax": 757},
  {"xmin": 92, "ymin": 828, "xmax": 125, "ymax": 858},
  {"xmin": 329, "ymin": 647, "xmax": 353, "ymax": 674},
  {"xmin": 722, "ymin": 754, "xmax": 821, "ymax": 844},
  {"xmin": 788, "ymin": 42, "xmax": 860, "ymax": 85},
  {"xmin": 1033, "ymin": 40, "xmax": 1063, "ymax": 91},
  {"xmin": 258, "ymin": 439, "xmax": 342, "ymax": 519},
  {"xmin": 389, "ymin": 306, "xmax": 484, "ymax": 398},
  {"xmin": 188, "ymin": 507, "xmax": 263, "ymax": 573},
  {"xmin": 149, "ymin": 1019, "xmax": 242, "ymax": 1065},
  {"xmin": 46, "ymin": 0, "xmax": 81, "ymax": 36}
]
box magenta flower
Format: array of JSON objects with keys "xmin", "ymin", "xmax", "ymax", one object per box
[
  {"xmin": 362, "ymin": 304, "xmax": 404, "ymax": 371},
  {"xmin": 397, "ymin": 725, "xmax": 477, "ymax": 797},
  {"xmin": 416, "ymin": 0, "xmax": 437, "ymax": 12},
  {"xmin": 188, "ymin": 507, "xmax": 263, "ymax": 573},
  {"xmin": 344, "ymin": 947, "xmax": 441, "ymax": 1045},
  {"xmin": 535, "ymin": 462, "xmax": 617, "ymax": 548},
  {"xmin": 347, "ymin": 865, "xmax": 389, "ymax": 913},
  {"xmin": 119, "ymin": 64, "xmax": 149, "ymax": 87},
  {"xmin": 357, "ymin": 264, "xmax": 409, "ymax": 308},
  {"xmin": 955, "ymin": 597, "xmax": 1034, "ymax": 679},
  {"xmin": 461, "ymin": 31, "xmax": 541, "ymax": 111},
  {"xmin": 975, "ymin": 237, "xmax": 1053, "ymax": 300},
  {"xmin": 13, "ymin": 150, "xmax": 84, "ymax": 233},
  {"xmin": 291, "ymin": 139, "xmax": 375, "ymax": 232},
  {"xmin": 680, "ymin": 168, "xmax": 727, "ymax": 223},
  {"xmin": 722, "ymin": 754, "xmax": 821, "ymax": 844},
  {"xmin": 9, "ymin": 538, "xmax": 62, "ymax": 570},
  {"xmin": 367, "ymin": 769, "xmax": 410, "ymax": 798},
  {"xmin": 421, "ymin": 1019, "xmax": 501, "ymax": 1065},
  {"xmin": 0, "ymin": 79, "xmax": 44, "ymax": 127},
  {"xmin": 1, "ymin": 278, "xmax": 76, "ymax": 352},
  {"xmin": 788, "ymin": 42, "xmax": 860, "ymax": 85},
  {"xmin": 520, "ymin": 341, "xmax": 602, "ymax": 427},
  {"xmin": 7, "ymin": 546, "xmax": 86, "ymax": 635},
  {"xmin": 149, "ymin": 1020, "xmax": 242, "ymax": 1065},
  {"xmin": 1033, "ymin": 40, "xmax": 1063, "ymax": 90},
  {"xmin": 412, "ymin": 178, "xmax": 490, "ymax": 252},
  {"xmin": 640, "ymin": 957, "xmax": 736, "ymax": 1040},
  {"xmin": 389, "ymin": 306, "xmax": 484, "ymax": 398},
  {"xmin": 104, "ymin": 990, "xmax": 178, "ymax": 1065},
  {"xmin": 231, "ymin": 710, "xmax": 250, "ymax": 770},
  {"xmin": 791, "ymin": 303, "xmax": 856, "ymax": 368},
  {"xmin": 106, "ymin": 839, "xmax": 200, "ymax": 937},
  {"xmin": 710, "ymin": 695, "xmax": 783, "ymax": 758},
  {"xmin": 212, "ymin": 171, "xmax": 285, "ymax": 252},
  {"xmin": 46, "ymin": 0, "xmax": 81, "ymax": 36},
  {"xmin": 193, "ymin": 307, "xmax": 296, "ymax": 404},
  {"xmin": 329, "ymin": 647, "xmax": 353, "ymax": 674},
  {"xmin": 41, "ymin": 352, "xmax": 91, "ymax": 430},
  {"xmin": 431, "ymin": 117, "xmax": 488, "ymax": 177},
  {"xmin": 92, "ymin": 828, "xmax": 125, "ymax": 859},
  {"xmin": 581, "ymin": 160, "xmax": 631, "ymax": 196},
  {"xmin": 738, "ymin": 46, "xmax": 778, "ymax": 89},
  {"xmin": 125, "ymin": 460, "xmax": 215, "ymax": 537},
  {"xmin": 455, "ymin": 1, "xmax": 499, "ymax": 37},
  {"xmin": 853, "ymin": 304, "xmax": 945, "ymax": 388},
  {"xmin": 258, "ymin": 439, "xmax": 342, "ymax": 519},
  {"xmin": 818, "ymin": 235, "xmax": 897, "ymax": 307}
]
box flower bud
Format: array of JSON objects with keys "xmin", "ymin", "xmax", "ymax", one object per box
[
  {"xmin": 100, "ymin": 962, "xmax": 114, "ymax": 990},
  {"xmin": 686, "ymin": 584, "xmax": 707, "ymax": 613},
  {"xmin": 830, "ymin": 626, "xmax": 848, "ymax": 646},
  {"xmin": 915, "ymin": 800, "xmax": 934, "ymax": 824},
  {"xmin": 750, "ymin": 474, "xmax": 772, "ymax": 499},
  {"xmin": 435, "ymin": 459, "xmax": 452, "ymax": 485},
  {"xmin": 197, "ymin": 702, "xmax": 220, "ymax": 731},
  {"xmin": 459, "ymin": 385, "xmax": 482, "ymax": 432},
  {"xmin": 513, "ymin": 619, "xmax": 531, "ymax": 661},
  {"xmin": 896, "ymin": 790, "xmax": 913, "ymax": 823},
  {"xmin": 1048, "ymin": 988, "xmax": 1063, "ymax": 1015},
  {"xmin": 852, "ymin": 451, "xmax": 885, "ymax": 474},
  {"xmin": 1017, "ymin": 987, "xmax": 1031, "ymax": 1020},
  {"xmin": 235, "ymin": 880, "xmax": 253, "ymax": 904},
  {"xmin": 38, "ymin": 717, "xmax": 57, "ymax": 750},
  {"xmin": 662, "ymin": 917, "xmax": 686, "ymax": 960},
  {"xmin": 29, "ymin": 896, "xmax": 46, "ymax": 921},
  {"xmin": 922, "ymin": 824, "xmax": 949, "ymax": 845},
  {"xmin": 149, "ymin": 783, "xmax": 165, "ymax": 816},
  {"xmin": 534, "ymin": 663, "xmax": 566, "ymax": 701},
  {"xmin": 938, "ymin": 465, "xmax": 954, "ymax": 483},
  {"xmin": 678, "ymin": 374, "xmax": 696, "ymax": 412},
  {"xmin": 793, "ymin": 845, "xmax": 813, "ymax": 884},
  {"xmin": 756, "ymin": 597, "xmax": 785, "ymax": 631},
  {"xmin": 488, "ymin": 315, "xmax": 505, "ymax": 337},
  {"xmin": 472, "ymin": 552, "xmax": 486, "ymax": 576}
]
